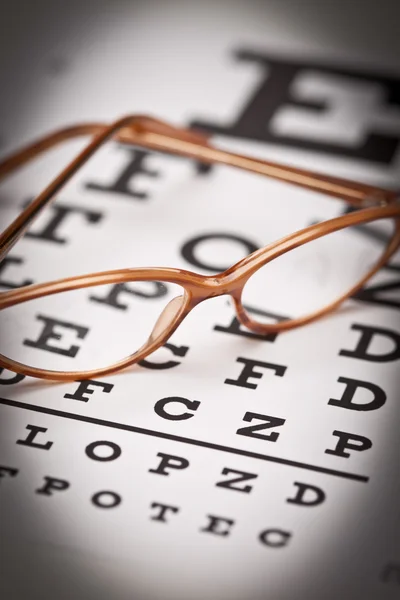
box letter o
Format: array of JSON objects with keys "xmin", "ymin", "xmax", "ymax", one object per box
[
  {"xmin": 181, "ymin": 233, "xmax": 258, "ymax": 272},
  {"xmin": 91, "ymin": 491, "xmax": 121, "ymax": 508},
  {"xmin": 85, "ymin": 441, "xmax": 122, "ymax": 462}
]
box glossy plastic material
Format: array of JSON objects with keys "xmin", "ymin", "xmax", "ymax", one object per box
[{"xmin": 0, "ymin": 115, "xmax": 399, "ymax": 380}]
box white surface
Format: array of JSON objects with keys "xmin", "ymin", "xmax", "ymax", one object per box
[{"xmin": 0, "ymin": 2, "xmax": 399, "ymax": 599}]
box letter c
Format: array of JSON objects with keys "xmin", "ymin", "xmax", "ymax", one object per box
[{"xmin": 154, "ymin": 396, "xmax": 200, "ymax": 421}]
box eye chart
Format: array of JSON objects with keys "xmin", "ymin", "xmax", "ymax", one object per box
[{"xmin": 0, "ymin": 2, "xmax": 399, "ymax": 599}]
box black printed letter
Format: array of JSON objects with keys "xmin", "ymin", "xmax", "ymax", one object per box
[
  {"xmin": 85, "ymin": 441, "xmax": 121, "ymax": 462},
  {"xmin": 286, "ymin": 482, "xmax": 326, "ymax": 507},
  {"xmin": 90, "ymin": 281, "xmax": 167, "ymax": 310},
  {"xmin": 215, "ymin": 468, "xmax": 258, "ymax": 494},
  {"xmin": 0, "ymin": 368, "xmax": 25, "ymax": 385},
  {"xmin": 0, "ymin": 256, "xmax": 33, "ymax": 289},
  {"xmin": 150, "ymin": 502, "xmax": 180, "ymax": 523},
  {"xmin": 154, "ymin": 396, "xmax": 200, "ymax": 421},
  {"xmin": 64, "ymin": 380, "xmax": 114, "ymax": 402},
  {"xmin": 259, "ymin": 529, "xmax": 292, "ymax": 548},
  {"xmin": 17, "ymin": 425, "xmax": 53, "ymax": 450},
  {"xmin": 328, "ymin": 377, "xmax": 386, "ymax": 411},
  {"xmin": 236, "ymin": 412, "xmax": 286, "ymax": 442},
  {"xmin": 25, "ymin": 203, "xmax": 103, "ymax": 245},
  {"xmin": 149, "ymin": 452, "xmax": 189, "ymax": 476},
  {"xmin": 24, "ymin": 315, "xmax": 89, "ymax": 357},
  {"xmin": 181, "ymin": 233, "xmax": 258, "ymax": 272},
  {"xmin": 139, "ymin": 343, "xmax": 189, "ymax": 369},
  {"xmin": 340, "ymin": 324, "xmax": 400, "ymax": 362},
  {"xmin": 0, "ymin": 466, "xmax": 18, "ymax": 482},
  {"xmin": 86, "ymin": 148, "xmax": 159, "ymax": 200},
  {"xmin": 91, "ymin": 491, "xmax": 121, "ymax": 508},
  {"xmin": 325, "ymin": 430, "xmax": 372, "ymax": 458},
  {"xmin": 200, "ymin": 515, "xmax": 235, "ymax": 537},
  {"xmin": 225, "ymin": 357, "xmax": 286, "ymax": 390},
  {"xmin": 36, "ymin": 476, "xmax": 70, "ymax": 496}
]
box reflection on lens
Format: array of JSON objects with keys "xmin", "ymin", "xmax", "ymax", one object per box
[
  {"xmin": 241, "ymin": 219, "xmax": 394, "ymax": 323},
  {"xmin": 0, "ymin": 281, "xmax": 185, "ymax": 372}
]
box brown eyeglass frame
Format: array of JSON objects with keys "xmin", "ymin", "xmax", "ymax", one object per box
[{"xmin": 0, "ymin": 114, "xmax": 399, "ymax": 381}]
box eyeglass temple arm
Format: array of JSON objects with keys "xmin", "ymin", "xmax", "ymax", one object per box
[
  {"xmin": 0, "ymin": 115, "xmax": 396, "ymax": 263},
  {"xmin": 138, "ymin": 131, "xmax": 396, "ymax": 207},
  {"xmin": 0, "ymin": 116, "xmax": 213, "ymax": 261},
  {"xmin": 0, "ymin": 120, "xmax": 211, "ymax": 180},
  {"xmin": 0, "ymin": 124, "xmax": 103, "ymax": 179},
  {"xmin": 0, "ymin": 117, "xmax": 394, "ymax": 208}
]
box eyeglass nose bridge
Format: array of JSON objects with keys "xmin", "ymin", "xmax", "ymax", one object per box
[
  {"xmin": 147, "ymin": 294, "xmax": 189, "ymax": 345},
  {"xmin": 192, "ymin": 274, "xmax": 251, "ymax": 320},
  {"xmin": 142, "ymin": 272, "xmax": 254, "ymax": 350},
  {"xmin": 200, "ymin": 271, "xmax": 278, "ymax": 334},
  {"xmin": 187, "ymin": 272, "xmax": 250, "ymax": 305}
]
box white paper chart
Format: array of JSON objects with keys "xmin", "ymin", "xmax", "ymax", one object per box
[{"xmin": 0, "ymin": 2, "xmax": 399, "ymax": 599}]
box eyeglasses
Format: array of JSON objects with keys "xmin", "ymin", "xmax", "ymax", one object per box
[{"xmin": 0, "ymin": 115, "xmax": 399, "ymax": 381}]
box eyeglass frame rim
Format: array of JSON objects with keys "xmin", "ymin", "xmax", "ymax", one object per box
[{"xmin": 0, "ymin": 114, "xmax": 399, "ymax": 381}]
